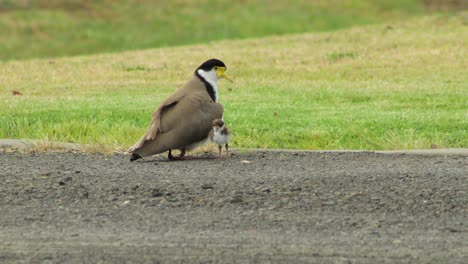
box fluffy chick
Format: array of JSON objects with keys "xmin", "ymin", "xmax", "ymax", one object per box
[{"xmin": 209, "ymin": 119, "xmax": 231, "ymax": 158}]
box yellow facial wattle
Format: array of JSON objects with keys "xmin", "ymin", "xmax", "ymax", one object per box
[{"xmin": 216, "ymin": 67, "xmax": 233, "ymax": 82}]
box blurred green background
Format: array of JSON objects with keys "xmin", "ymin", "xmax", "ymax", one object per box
[{"xmin": 1, "ymin": 0, "xmax": 466, "ymax": 61}]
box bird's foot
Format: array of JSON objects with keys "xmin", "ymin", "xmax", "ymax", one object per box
[{"xmin": 168, "ymin": 149, "xmax": 186, "ymax": 161}]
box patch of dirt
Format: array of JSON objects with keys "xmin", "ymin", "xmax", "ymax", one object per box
[{"xmin": 0, "ymin": 150, "xmax": 466, "ymax": 263}]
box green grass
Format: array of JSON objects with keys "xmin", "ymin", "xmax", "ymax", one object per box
[
  {"xmin": 1, "ymin": 14, "xmax": 467, "ymax": 152},
  {"xmin": 0, "ymin": 0, "xmax": 428, "ymax": 60}
]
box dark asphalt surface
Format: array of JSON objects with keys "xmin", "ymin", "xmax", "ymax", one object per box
[{"xmin": 0, "ymin": 149, "xmax": 466, "ymax": 263}]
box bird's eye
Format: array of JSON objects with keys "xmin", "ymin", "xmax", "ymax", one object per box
[{"xmin": 214, "ymin": 66, "xmax": 218, "ymax": 70}]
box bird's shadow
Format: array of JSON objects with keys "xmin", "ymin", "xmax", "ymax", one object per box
[{"xmin": 137, "ymin": 155, "xmax": 222, "ymax": 163}]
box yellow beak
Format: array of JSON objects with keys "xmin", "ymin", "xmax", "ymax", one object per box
[{"xmin": 216, "ymin": 67, "xmax": 233, "ymax": 83}]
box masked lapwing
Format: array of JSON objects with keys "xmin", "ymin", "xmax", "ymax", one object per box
[
  {"xmin": 129, "ymin": 59, "xmax": 232, "ymax": 161},
  {"xmin": 209, "ymin": 118, "xmax": 231, "ymax": 158}
]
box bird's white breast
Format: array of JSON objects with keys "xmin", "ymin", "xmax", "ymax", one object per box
[{"xmin": 212, "ymin": 131, "xmax": 230, "ymax": 145}]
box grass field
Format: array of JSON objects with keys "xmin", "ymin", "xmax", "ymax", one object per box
[
  {"xmin": 0, "ymin": 0, "xmax": 428, "ymax": 60},
  {"xmin": 1, "ymin": 13, "xmax": 467, "ymax": 152}
]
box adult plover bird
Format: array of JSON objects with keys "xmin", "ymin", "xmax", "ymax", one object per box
[
  {"xmin": 209, "ymin": 119, "xmax": 231, "ymax": 158},
  {"xmin": 128, "ymin": 59, "xmax": 232, "ymax": 161}
]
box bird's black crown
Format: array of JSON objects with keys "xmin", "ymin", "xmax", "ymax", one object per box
[
  {"xmin": 212, "ymin": 119, "xmax": 224, "ymax": 127},
  {"xmin": 197, "ymin": 59, "xmax": 226, "ymax": 71}
]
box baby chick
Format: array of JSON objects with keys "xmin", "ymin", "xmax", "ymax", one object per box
[{"xmin": 209, "ymin": 119, "xmax": 231, "ymax": 158}]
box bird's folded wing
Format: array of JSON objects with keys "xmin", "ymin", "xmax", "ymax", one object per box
[
  {"xmin": 147, "ymin": 93, "xmax": 186, "ymax": 140},
  {"xmin": 129, "ymin": 93, "xmax": 185, "ymax": 152}
]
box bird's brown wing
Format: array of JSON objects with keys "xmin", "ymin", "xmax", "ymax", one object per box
[
  {"xmin": 159, "ymin": 94, "xmax": 223, "ymax": 149},
  {"xmin": 129, "ymin": 91, "xmax": 223, "ymax": 156},
  {"xmin": 129, "ymin": 91, "xmax": 186, "ymax": 152}
]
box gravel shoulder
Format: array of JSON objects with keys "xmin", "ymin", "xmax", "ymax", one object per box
[{"xmin": 0, "ymin": 149, "xmax": 466, "ymax": 263}]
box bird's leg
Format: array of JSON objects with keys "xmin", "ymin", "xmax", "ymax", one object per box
[
  {"xmin": 179, "ymin": 148, "xmax": 186, "ymax": 159},
  {"xmin": 225, "ymin": 143, "xmax": 229, "ymax": 158},
  {"xmin": 168, "ymin": 149, "xmax": 175, "ymax": 161},
  {"xmin": 218, "ymin": 145, "xmax": 222, "ymax": 158},
  {"xmin": 168, "ymin": 149, "xmax": 186, "ymax": 161}
]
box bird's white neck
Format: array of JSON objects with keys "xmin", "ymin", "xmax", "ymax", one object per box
[{"xmin": 196, "ymin": 69, "xmax": 219, "ymax": 102}]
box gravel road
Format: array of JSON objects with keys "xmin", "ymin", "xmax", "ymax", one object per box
[{"xmin": 0, "ymin": 149, "xmax": 466, "ymax": 263}]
